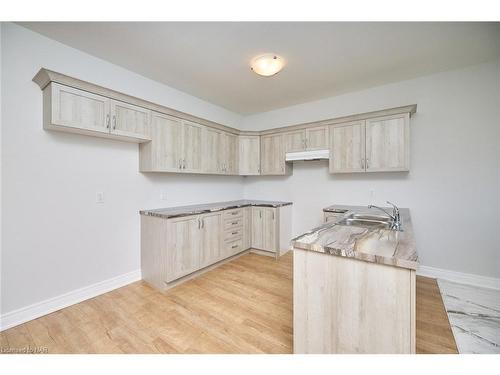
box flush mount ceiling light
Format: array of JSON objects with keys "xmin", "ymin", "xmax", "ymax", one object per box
[{"xmin": 250, "ymin": 54, "xmax": 285, "ymax": 77}]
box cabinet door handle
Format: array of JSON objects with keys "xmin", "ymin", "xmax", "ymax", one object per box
[
  {"xmin": 112, "ymin": 115, "xmax": 116, "ymax": 130},
  {"xmin": 183, "ymin": 159, "xmax": 186, "ymax": 169},
  {"xmin": 272, "ymin": 211, "xmax": 274, "ymax": 220},
  {"xmin": 231, "ymin": 231, "xmax": 238, "ymax": 235},
  {"xmin": 197, "ymin": 218, "xmax": 200, "ymax": 229},
  {"xmin": 259, "ymin": 211, "xmax": 262, "ymax": 219},
  {"xmin": 231, "ymin": 245, "xmax": 238, "ymax": 249},
  {"xmin": 366, "ymin": 158, "xmax": 370, "ymax": 169},
  {"xmin": 106, "ymin": 114, "xmax": 110, "ymax": 129},
  {"xmin": 201, "ymin": 218, "xmax": 204, "ymax": 228}
]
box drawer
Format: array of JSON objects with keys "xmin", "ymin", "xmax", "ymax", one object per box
[
  {"xmin": 224, "ymin": 227, "xmax": 243, "ymax": 241},
  {"xmin": 224, "ymin": 217, "xmax": 243, "ymax": 230},
  {"xmin": 225, "ymin": 239, "xmax": 243, "ymax": 254},
  {"xmin": 223, "ymin": 208, "xmax": 243, "ymax": 219}
]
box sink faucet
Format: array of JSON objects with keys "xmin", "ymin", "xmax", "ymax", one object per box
[{"xmin": 368, "ymin": 201, "xmax": 402, "ymax": 231}]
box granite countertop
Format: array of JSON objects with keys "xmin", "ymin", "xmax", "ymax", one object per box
[
  {"xmin": 292, "ymin": 205, "xmax": 419, "ymax": 270},
  {"xmin": 140, "ymin": 199, "xmax": 292, "ymax": 219}
]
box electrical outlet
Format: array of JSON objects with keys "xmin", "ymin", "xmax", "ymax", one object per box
[
  {"xmin": 96, "ymin": 191, "xmax": 105, "ymax": 204},
  {"xmin": 160, "ymin": 192, "xmax": 168, "ymax": 200},
  {"xmin": 369, "ymin": 189, "xmax": 375, "ymax": 205}
]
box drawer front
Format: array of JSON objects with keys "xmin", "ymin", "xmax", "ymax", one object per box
[
  {"xmin": 224, "ymin": 217, "xmax": 243, "ymax": 230},
  {"xmin": 224, "ymin": 227, "xmax": 243, "ymax": 242},
  {"xmin": 225, "ymin": 239, "xmax": 243, "ymax": 255},
  {"xmin": 324, "ymin": 212, "xmax": 344, "ymax": 222},
  {"xmin": 223, "ymin": 208, "xmax": 243, "ymax": 219}
]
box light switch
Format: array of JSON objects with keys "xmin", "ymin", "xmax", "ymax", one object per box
[{"xmin": 96, "ymin": 192, "xmax": 105, "ymax": 204}]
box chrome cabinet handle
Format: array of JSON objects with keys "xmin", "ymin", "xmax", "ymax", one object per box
[
  {"xmin": 106, "ymin": 114, "xmax": 110, "ymax": 129},
  {"xmin": 197, "ymin": 218, "xmax": 200, "ymax": 229},
  {"xmin": 366, "ymin": 158, "xmax": 370, "ymax": 169},
  {"xmin": 183, "ymin": 159, "xmax": 186, "ymax": 169},
  {"xmin": 231, "ymin": 245, "xmax": 238, "ymax": 249},
  {"xmin": 112, "ymin": 115, "xmax": 116, "ymax": 130},
  {"xmin": 201, "ymin": 218, "xmax": 204, "ymax": 229},
  {"xmin": 259, "ymin": 211, "xmax": 262, "ymax": 219}
]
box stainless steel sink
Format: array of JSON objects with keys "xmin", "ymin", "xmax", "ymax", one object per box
[{"xmin": 337, "ymin": 214, "xmax": 393, "ymax": 230}]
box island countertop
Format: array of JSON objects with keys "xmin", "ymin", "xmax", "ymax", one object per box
[
  {"xmin": 140, "ymin": 199, "xmax": 292, "ymax": 219},
  {"xmin": 291, "ymin": 204, "xmax": 419, "ymax": 270}
]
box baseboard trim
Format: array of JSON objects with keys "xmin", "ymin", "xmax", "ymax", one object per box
[
  {"xmin": 0, "ymin": 269, "xmax": 142, "ymax": 332},
  {"xmin": 417, "ymin": 265, "xmax": 500, "ymax": 291}
]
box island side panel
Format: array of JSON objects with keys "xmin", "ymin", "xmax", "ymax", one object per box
[
  {"xmin": 294, "ymin": 248, "xmax": 413, "ymax": 354},
  {"xmin": 141, "ymin": 215, "xmax": 169, "ymax": 290},
  {"xmin": 279, "ymin": 205, "xmax": 293, "ymax": 256}
]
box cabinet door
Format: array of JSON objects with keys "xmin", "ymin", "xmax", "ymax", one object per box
[
  {"xmin": 242, "ymin": 207, "xmax": 252, "ymax": 250},
  {"xmin": 365, "ymin": 114, "xmax": 410, "ymax": 172},
  {"xmin": 238, "ymin": 136, "xmax": 260, "ymax": 175},
  {"xmin": 329, "ymin": 121, "xmax": 366, "ymax": 173},
  {"xmin": 251, "ymin": 207, "xmax": 264, "ymax": 249},
  {"xmin": 261, "ymin": 208, "xmax": 277, "ymax": 252},
  {"xmin": 149, "ymin": 112, "xmax": 183, "ymax": 171},
  {"xmin": 182, "ymin": 121, "xmax": 203, "ymax": 173},
  {"xmin": 50, "ymin": 83, "xmax": 110, "ymax": 133},
  {"xmin": 225, "ymin": 133, "xmax": 239, "ymax": 175},
  {"xmin": 284, "ymin": 130, "xmax": 305, "ymax": 152},
  {"xmin": 110, "ymin": 100, "xmax": 151, "ymax": 141},
  {"xmin": 166, "ymin": 216, "xmax": 201, "ymax": 282},
  {"xmin": 199, "ymin": 213, "xmax": 222, "ymax": 266},
  {"xmin": 306, "ymin": 126, "xmax": 329, "ymax": 150},
  {"xmin": 202, "ymin": 127, "xmax": 222, "ymax": 174},
  {"xmin": 261, "ymin": 134, "xmax": 286, "ymax": 175}
]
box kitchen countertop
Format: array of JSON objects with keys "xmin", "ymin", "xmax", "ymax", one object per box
[
  {"xmin": 140, "ymin": 199, "xmax": 293, "ymax": 219},
  {"xmin": 291, "ymin": 205, "xmax": 419, "ymax": 270}
]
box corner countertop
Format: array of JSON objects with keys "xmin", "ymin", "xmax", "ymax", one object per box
[
  {"xmin": 140, "ymin": 199, "xmax": 293, "ymax": 219},
  {"xmin": 291, "ymin": 205, "xmax": 419, "ymax": 270}
]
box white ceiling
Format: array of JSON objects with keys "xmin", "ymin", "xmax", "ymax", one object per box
[{"xmin": 20, "ymin": 22, "xmax": 500, "ymax": 115}]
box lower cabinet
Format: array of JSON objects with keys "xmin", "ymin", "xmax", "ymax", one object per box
[
  {"xmin": 251, "ymin": 207, "xmax": 277, "ymax": 252},
  {"xmin": 141, "ymin": 203, "xmax": 292, "ymax": 291}
]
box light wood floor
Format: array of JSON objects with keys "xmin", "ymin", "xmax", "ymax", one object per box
[{"xmin": 0, "ymin": 252, "xmax": 457, "ymax": 354}]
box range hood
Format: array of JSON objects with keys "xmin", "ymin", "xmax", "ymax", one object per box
[{"xmin": 285, "ymin": 149, "xmax": 330, "ymax": 161}]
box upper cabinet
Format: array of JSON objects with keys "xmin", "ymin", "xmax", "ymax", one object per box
[
  {"xmin": 44, "ymin": 83, "xmax": 151, "ymax": 143},
  {"xmin": 365, "ymin": 114, "xmax": 410, "ymax": 172},
  {"xmin": 261, "ymin": 134, "xmax": 291, "ymax": 175},
  {"xmin": 140, "ymin": 113, "xmax": 204, "ymax": 173},
  {"xmin": 34, "ymin": 68, "xmax": 415, "ymax": 177},
  {"xmin": 329, "ymin": 120, "xmax": 366, "ymax": 173},
  {"xmin": 284, "ymin": 126, "xmax": 329, "ymax": 153},
  {"xmin": 329, "ymin": 113, "xmax": 410, "ymax": 173},
  {"xmin": 239, "ymin": 136, "xmax": 260, "ymax": 175}
]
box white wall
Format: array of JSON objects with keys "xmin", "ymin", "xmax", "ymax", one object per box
[
  {"xmin": 243, "ymin": 61, "xmax": 500, "ymax": 279},
  {"xmin": 0, "ymin": 23, "xmax": 244, "ymax": 315}
]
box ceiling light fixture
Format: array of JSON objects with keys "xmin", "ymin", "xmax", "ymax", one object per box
[{"xmin": 250, "ymin": 54, "xmax": 285, "ymax": 77}]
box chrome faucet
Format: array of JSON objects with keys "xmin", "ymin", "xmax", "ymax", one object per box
[{"xmin": 368, "ymin": 201, "xmax": 402, "ymax": 231}]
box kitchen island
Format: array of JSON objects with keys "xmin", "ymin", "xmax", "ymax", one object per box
[{"xmin": 292, "ymin": 204, "xmax": 419, "ymax": 354}]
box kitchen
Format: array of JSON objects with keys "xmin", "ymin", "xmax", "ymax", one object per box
[{"xmin": 1, "ymin": 13, "xmax": 500, "ymax": 371}]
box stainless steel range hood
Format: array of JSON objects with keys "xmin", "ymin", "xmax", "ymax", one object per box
[{"xmin": 285, "ymin": 149, "xmax": 330, "ymax": 161}]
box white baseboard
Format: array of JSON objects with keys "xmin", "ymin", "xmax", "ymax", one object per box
[
  {"xmin": 417, "ymin": 265, "xmax": 500, "ymax": 291},
  {"xmin": 0, "ymin": 269, "xmax": 142, "ymax": 332}
]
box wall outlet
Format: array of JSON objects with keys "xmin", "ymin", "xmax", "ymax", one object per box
[
  {"xmin": 96, "ymin": 191, "xmax": 105, "ymax": 204},
  {"xmin": 160, "ymin": 192, "xmax": 168, "ymax": 200},
  {"xmin": 369, "ymin": 189, "xmax": 375, "ymax": 205}
]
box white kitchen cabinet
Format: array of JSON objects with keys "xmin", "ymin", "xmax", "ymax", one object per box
[
  {"xmin": 329, "ymin": 114, "xmax": 409, "ymax": 173},
  {"xmin": 329, "ymin": 121, "xmax": 366, "ymax": 173},
  {"xmin": 140, "ymin": 113, "xmax": 204, "ymax": 173},
  {"xmin": 165, "ymin": 216, "xmax": 202, "ymax": 282},
  {"xmin": 140, "ymin": 112, "xmax": 183, "ymax": 172},
  {"xmin": 239, "ymin": 136, "xmax": 260, "ymax": 175},
  {"xmin": 284, "ymin": 126, "xmax": 329, "ymax": 153},
  {"xmin": 220, "ymin": 132, "xmax": 239, "ymax": 175},
  {"xmin": 199, "ymin": 213, "xmax": 223, "ymax": 267},
  {"xmin": 141, "ymin": 202, "xmax": 292, "ymax": 290},
  {"xmin": 251, "ymin": 206, "xmax": 288, "ymax": 254},
  {"xmin": 110, "ymin": 99, "xmax": 151, "ymax": 140},
  {"xmin": 182, "ymin": 121, "xmax": 204, "ymax": 173},
  {"xmin": 43, "ymin": 82, "xmax": 151, "ymax": 142},
  {"xmin": 261, "ymin": 133, "xmax": 291, "ymax": 175},
  {"xmin": 365, "ymin": 114, "xmax": 410, "ymax": 172}
]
